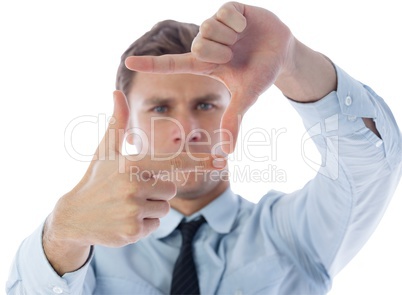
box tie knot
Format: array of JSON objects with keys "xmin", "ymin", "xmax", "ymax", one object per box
[{"xmin": 178, "ymin": 216, "xmax": 206, "ymax": 244}]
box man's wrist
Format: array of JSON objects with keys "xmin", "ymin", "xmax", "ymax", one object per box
[
  {"xmin": 275, "ymin": 39, "xmax": 337, "ymax": 103},
  {"xmin": 43, "ymin": 214, "xmax": 91, "ymax": 276}
]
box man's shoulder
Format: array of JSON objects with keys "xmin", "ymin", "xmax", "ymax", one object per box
[
  {"xmin": 235, "ymin": 189, "xmax": 285, "ymax": 219},
  {"xmin": 237, "ymin": 189, "xmax": 284, "ymax": 207}
]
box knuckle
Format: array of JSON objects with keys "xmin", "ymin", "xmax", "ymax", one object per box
[
  {"xmin": 167, "ymin": 56, "xmax": 176, "ymax": 73},
  {"xmin": 124, "ymin": 224, "xmax": 141, "ymax": 241},
  {"xmin": 120, "ymin": 180, "xmax": 135, "ymax": 193},
  {"xmin": 217, "ymin": 6, "xmax": 230, "ymax": 21},
  {"xmin": 227, "ymin": 32, "xmax": 238, "ymax": 46},
  {"xmin": 146, "ymin": 219, "xmax": 161, "ymax": 236},
  {"xmin": 223, "ymin": 50, "xmax": 233, "ymax": 63},
  {"xmin": 126, "ymin": 201, "xmax": 143, "ymax": 219},
  {"xmin": 119, "ymin": 190, "xmax": 135, "ymax": 205},
  {"xmin": 151, "ymin": 218, "xmax": 161, "ymax": 230},
  {"xmin": 200, "ymin": 20, "xmax": 213, "ymax": 37},
  {"xmin": 191, "ymin": 39, "xmax": 203, "ymax": 58},
  {"xmin": 160, "ymin": 201, "xmax": 171, "ymax": 216}
]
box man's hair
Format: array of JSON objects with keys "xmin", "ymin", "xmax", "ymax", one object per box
[{"xmin": 116, "ymin": 20, "xmax": 199, "ymax": 96}]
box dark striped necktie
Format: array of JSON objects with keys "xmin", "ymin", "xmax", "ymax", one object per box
[{"xmin": 170, "ymin": 216, "xmax": 206, "ymax": 295}]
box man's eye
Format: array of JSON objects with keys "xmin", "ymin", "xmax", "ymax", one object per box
[
  {"xmin": 197, "ymin": 103, "xmax": 213, "ymax": 111},
  {"xmin": 152, "ymin": 106, "xmax": 168, "ymax": 113}
]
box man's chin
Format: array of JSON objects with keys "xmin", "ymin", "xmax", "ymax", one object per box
[
  {"xmin": 173, "ymin": 171, "xmax": 209, "ymax": 189},
  {"xmin": 172, "ymin": 171, "xmax": 222, "ymax": 198}
]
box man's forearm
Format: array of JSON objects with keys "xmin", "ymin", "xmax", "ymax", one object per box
[
  {"xmin": 275, "ymin": 39, "xmax": 337, "ymax": 103},
  {"xmin": 275, "ymin": 39, "xmax": 381, "ymax": 137}
]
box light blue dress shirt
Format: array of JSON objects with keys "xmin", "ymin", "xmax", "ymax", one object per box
[{"xmin": 6, "ymin": 64, "xmax": 402, "ymax": 295}]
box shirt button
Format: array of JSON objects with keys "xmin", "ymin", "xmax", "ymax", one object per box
[
  {"xmin": 347, "ymin": 115, "xmax": 357, "ymax": 121},
  {"xmin": 345, "ymin": 95, "xmax": 352, "ymax": 106},
  {"xmin": 376, "ymin": 140, "xmax": 383, "ymax": 147},
  {"xmin": 52, "ymin": 286, "xmax": 63, "ymax": 294}
]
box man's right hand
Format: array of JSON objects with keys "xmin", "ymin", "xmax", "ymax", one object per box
[{"xmin": 43, "ymin": 90, "xmax": 225, "ymax": 275}]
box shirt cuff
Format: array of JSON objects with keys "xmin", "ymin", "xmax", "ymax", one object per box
[
  {"xmin": 287, "ymin": 64, "xmax": 377, "ymax": 137},
  {"xmin": 16, "ymin": 221, "xmax": 94, "ymax": 294}
]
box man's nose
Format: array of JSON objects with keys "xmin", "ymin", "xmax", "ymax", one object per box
[{"xmin": 172, "ymin": 114, "xmax": 202, "ymax": 144}]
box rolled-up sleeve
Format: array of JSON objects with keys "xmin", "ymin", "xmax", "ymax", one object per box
[
  {"xmin": 268, "ymin": 64, "xmax": 402, "ymax": 286},
  {"xmin": 6, "ymin": 222, "xmax": 95, "ymax": 295}
]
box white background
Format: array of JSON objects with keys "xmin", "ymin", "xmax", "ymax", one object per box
[{"xmin": 1, "ymin": 0, "xmax": 401, "ymax": 294}]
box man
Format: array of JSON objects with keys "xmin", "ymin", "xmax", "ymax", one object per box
[{"xmin": 7, "ymin": 2, "xmax": 401, "ymax": 294}]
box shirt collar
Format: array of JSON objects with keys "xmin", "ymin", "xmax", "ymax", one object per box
[{"xmin": 153, "ymin": 186, "xmax": 239, "ymax": 239}]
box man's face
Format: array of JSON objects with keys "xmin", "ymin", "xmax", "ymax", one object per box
[{"xmin": 127, "ymin": 72, "xmax": 231, "ymax": 198}]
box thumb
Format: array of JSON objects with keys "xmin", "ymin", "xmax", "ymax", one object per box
[
  {"xmin": 220, "ymin": 91, "xmax": 256, "ymax": 154},
  {"xmin": 95, "ymin": 90, "xmax": 130, "ymax": 159}
]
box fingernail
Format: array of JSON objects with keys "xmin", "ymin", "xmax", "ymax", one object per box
[{"xmin": 213, "ymin": 158, "xmax": 226, "ymax": 169}]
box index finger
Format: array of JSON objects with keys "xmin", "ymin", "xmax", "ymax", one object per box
[
  {"xmin": 126, "ymin": 152, "xmax": 227, "ymax": 173},
  {"xmin": 125, "ymin": 53, "xmax": 216, "ymax": 75}
]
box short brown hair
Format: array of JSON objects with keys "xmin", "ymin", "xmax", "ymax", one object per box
[{"xmin": 116, "ymin": 20, "xmax": 199, "ymax": 96}]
